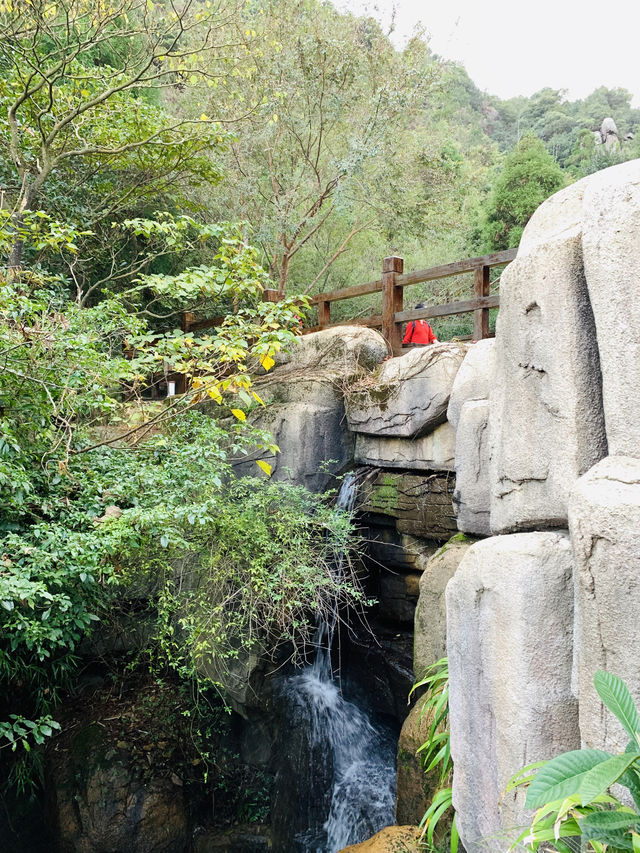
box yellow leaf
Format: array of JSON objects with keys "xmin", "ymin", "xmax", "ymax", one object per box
[
  {"xmin": 231, "ymin": 409, "xmax": 246, "ymax": 421},
  {"xmin": 256, "ymin": 460, "xmax": 272, "ymax": 476},
  {"xmin": 251, "ymin": 391, "xmax": 265, "ymax": 406},
  {"xmin": 200, "ymin": 113, "xmax": 209, "ymax": 121},
  {"xmin": 81, "ymin": 89, "xmax": 90, "ymax": 97},
  {"xmin": 260, "ymin": 354, "xmax": 275, "ymax": 372},
  {"xmin": 207, "ymin": 386, "xmax": 222, "ymax": 402}
]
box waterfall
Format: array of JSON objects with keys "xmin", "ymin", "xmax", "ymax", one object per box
[{"xmin": 276, "ymin": 473, "xmax": 396, "ymax": 853}]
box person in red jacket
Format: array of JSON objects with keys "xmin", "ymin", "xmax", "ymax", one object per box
[{"xmin": 403, "ymin": 303, "xmax": 438, "ymax": 346}]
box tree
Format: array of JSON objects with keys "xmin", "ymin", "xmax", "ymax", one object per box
[
  {"xmin": 202, "ymin": 0, "xmax": 440, "ymax": 296},
  {"xmin": 0, "ymin": 0, "xmax": 246, "ymax": 268},
  {"xmin": 481, "ymin": 134, "xmax": 566, "ymax": 250}
]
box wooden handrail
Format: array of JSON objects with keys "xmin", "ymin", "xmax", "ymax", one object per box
[
  {"xmin": 309, "ymin": 249, "xmax": 516, "ymax": 306},
  {"xmin": 394, "ymin": 294, "xmax": 500, "ymax": 323},
  {"xmin": 306, "ymin": 247, "xmax": 517, "ymax": 351},
  {"xmin": 395, "ymin": 249, "xmax": 516, "ymax": 287},
  {"xmin": 180, "ymin": 247, "xmax": 518, "ymax": 354},
  {"xmin": 311, "ymin": 278, "xmax": 383, "ymax": 305}
]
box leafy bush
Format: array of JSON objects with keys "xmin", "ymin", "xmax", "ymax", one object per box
[
  {"xmin": 411, "ymin": 657, "xmax": 458, "ymax": 853},
  {"xmin": 510, "ymin": 671, "xmax": 640, "ymax": 853},
  {"xmin": 0, "ymin": 210, "xmax": 317, "ymax": 777}
]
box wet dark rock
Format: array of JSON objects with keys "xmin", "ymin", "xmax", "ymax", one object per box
[{"xmin": 48, "ymin": 723, "xmax": 189, "ymax": 853}]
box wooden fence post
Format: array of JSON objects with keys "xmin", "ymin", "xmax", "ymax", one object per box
[
  {"xmin": 318, "ymin": 300, "xmax": 331, "ymax": 329},
  {"xmin": 473, "ymin": 264, "xmax": 490, "ymax": 340},
  {"xmin": 181, "ymin": 311, "xmax": 195, "ymax": 333},
  {"xmin": 382, "ymin": 255, "xmax": 404, "ymax": 352}
]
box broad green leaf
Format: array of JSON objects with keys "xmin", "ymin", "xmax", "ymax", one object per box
[
  {"xmin": 580, "ymin": 809, "xmax": 640, "ymax": 840},
  {"xmin": 579, "ymin": 753, "xmax": 640, "ymax": 805},
  {"xmin": 518, "ymin": 818, "xmax": 582, "ymax": 847},
  {"xmin": 595, "ymin": 671, "xmax": 640, "ymax": 746},
  {"xmin": 621, "ymin": 762, "xmax": 640, "ymax": 811},
  {"xmin": 526, "ymin": 749, "xmax": 610, "ymax": 809}
]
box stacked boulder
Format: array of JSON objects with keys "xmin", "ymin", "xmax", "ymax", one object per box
[
  {"xmin": 231, "ymin": 326, "xmax": 387, "ymax": 492},
  {"xmin": 445, "ymin": 159, "xmax": 640, "ymax": 851}
]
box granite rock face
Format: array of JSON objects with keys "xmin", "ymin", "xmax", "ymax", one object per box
[
  {"xmin": 358, "ymin": 470, "xmax": 457, "ymax": 540},
  {"xmin": 345, "ymin": 343, "xmax": 467, "ymax": 438},
  {"xmin": 233, "ymin": 398, "xmax": 354, "ymax": 492},
  {"xmin": 569, "ymin": 455, "xmax": 640, "ymax": 753},
  {"xmin": 447, "ymin": 339, "xmax": 494, "ymax": 429},
  {"xmin": 489, "ymin": 180, "xmax": 607, "ymax": 533},
  {"xmin": 414, "ymin": 534, "xmax": 475, "ymax": 679},
  {"xmin": 49, "ymin": 725, "xmax": 188, "ymax": 853},
  {"xmin": 453, "ymin": 400, "xmax": 491, "ymax": 536},
  {"xmin": 274, "ymin": 325, "xmax": 388, "ymax": 373},
  {"xmin": 582, "ymin": 159, "xmax": 640, "ymax": 458},
  {"xmin": 234, "ymin": 326, "xmax": 387, "ymax": 491},
  {"xmin": 354, "ymin": 422, "xmax": 456, "ymax": 471},
  {"xmin": 446, "ymin": 533, "xmax": 578, "ymax": 851}
]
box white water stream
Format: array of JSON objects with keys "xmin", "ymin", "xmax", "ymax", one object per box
[{"xmin": 279, "ymin": 473, "xmax": 396, "ymax": 852}]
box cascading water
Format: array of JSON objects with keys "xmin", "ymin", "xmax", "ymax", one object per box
[{"xmin": 275, "ymin": 473, "xmax": 396, "ymax": 853}]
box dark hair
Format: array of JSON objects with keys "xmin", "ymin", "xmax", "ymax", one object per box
[{"xmin": 415, "ymin": 302, "xmax": 425, "ymax": 309}]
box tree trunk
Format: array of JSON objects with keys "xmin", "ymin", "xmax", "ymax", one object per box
[
  {"xmin": 7, "ymin": 187, "xmax": 34, "ymax": 279},
  {"xmin": 278, "ymin": 253, "xmax": 290, "ymax": 298}
]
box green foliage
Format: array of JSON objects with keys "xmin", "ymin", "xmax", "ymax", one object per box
[
  {"xmin": 410, "ymin": 658, "xmax": 458, "ymax": 853},
  {"xmin": 0, "ymin": 210, "xmax": 312, "ymax": 773},
  {"xmin": 510, "ymin": 671, "xmax": 640, "ymax": 853},
  {"xmin": 481, "ymin": 134, "xmax": 566, "ymax": 250},
  {"xmin": 149, "ymin": 476, "xmax": 362, "ymax": 686}
]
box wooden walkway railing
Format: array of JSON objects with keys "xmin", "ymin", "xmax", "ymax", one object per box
[
  {"xmin": 305, "ymin": 248, "xmax": 517, "ymax": 352},
  {"xmin": 180, "ymin": 248, "xmax": 518, "ymax": 356}
]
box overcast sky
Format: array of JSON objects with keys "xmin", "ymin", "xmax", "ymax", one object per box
[{"xmin": 334, "ymin": 0, "xmax": 640, "ymax": 106}]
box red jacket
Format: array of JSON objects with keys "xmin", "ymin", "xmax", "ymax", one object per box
[{"xmin": 403, "ymin": 319, "xmax": 437, "ymax": 345}]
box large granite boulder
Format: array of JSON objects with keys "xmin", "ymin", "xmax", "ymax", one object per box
[
  {"xmin": 274, "ymin": 326, "xmax": 388, "ymax": 372},
  {"xmin": 453, "ymin": 400, "xmax": 491, "ymax": 536},
  {"xmin": 354, "ymin": 422, "xmax": 456, "ymax": 471},
  {"xmin": 414, "ymin": 534, "xmax": 475, "ymax": 679},
  {"xmin": 446, "ymin": 533, "xmax": 578, "ymax": 851},
  {"xmin": 569, "ymin": 455, "xmax": 640, "ymax": 754},
  {"xmin": 489, "ymin": 179, "xmax": 607, "ymax": 533},
  {"xmin": 337, "ymin": 826, "xmax": 422, "ymax": 853},
  {"xmin": 446, "ymin": 339, "xmax": 494, "ymax": 429},
  {"xmin": 234, "ymin": 400, "xmax": 354, "ymax": 492},
  {"xmin": 233, "ymin": 327, "xmax": 387, "ymax": 491},
  {"xmin": 582, "ymin": 159, "xmax": 640, "ymax": 458},
  {"xmin": 345, "ymin": 343, "xmax": 468, "ymax": 438}
]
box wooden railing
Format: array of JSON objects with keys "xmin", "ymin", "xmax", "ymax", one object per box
[
  {"xmin": 305, "ymin": 248, "xmax": 518, "ymax": 352},
  {"xmin": 179, "ymin": 248, "xmax": 518, "ymax": 356}
]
